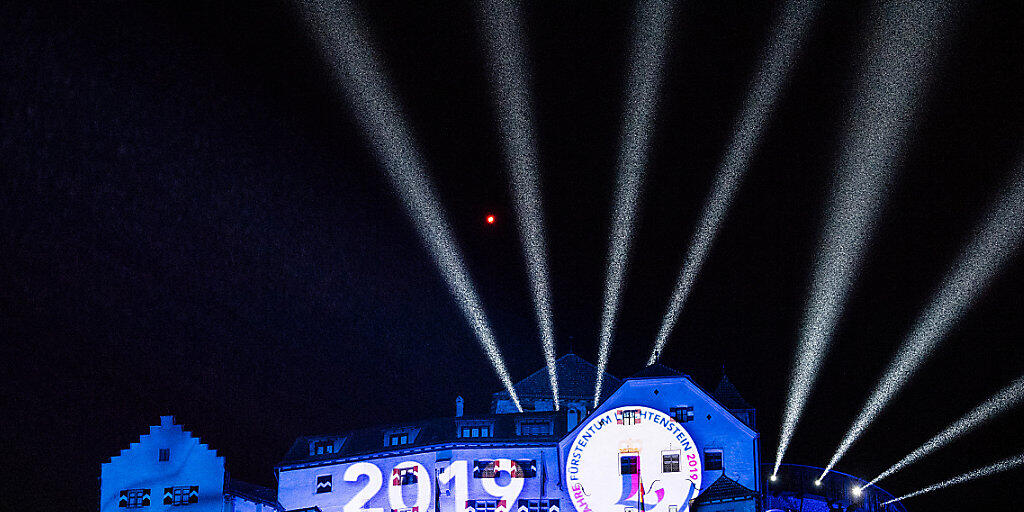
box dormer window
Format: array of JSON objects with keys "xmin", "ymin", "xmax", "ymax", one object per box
[
  {"xmin": 384, "ymin": 428, "xmax": 417, "ymax": 447},
  {"xmin": 314, "ymin": 440, "xmax": 335, "ymax": 455},
  {"xmin": 457, "ymin": 420, "xmax": 494, "ymax": 439},
  {"xmin": 460, "ymin": 425, "xmax": 491, "ymax": 438},
  {"xmin": 517, "ymin": 420, "xmax": 553, "ymax": 436},
  {"xmin": 159, "ymin": 449, "xmax": 170, "ymax": 462}
]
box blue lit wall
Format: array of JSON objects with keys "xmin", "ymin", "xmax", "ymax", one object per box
[
  {"xmin": 100, "ymin": 416, "xmax": 226, "ymax": 512},
  {"xmin": 278, "ymin": 375, "xmax": 759, "ymax": 512}
]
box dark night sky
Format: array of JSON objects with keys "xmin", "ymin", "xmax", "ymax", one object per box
[{"xmin": 2, "ymin": 1, "xmax": 1022, "ymax": 510}]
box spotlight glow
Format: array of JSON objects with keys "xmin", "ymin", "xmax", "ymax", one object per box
[
  {"xmin": 299, "ymin": 0, "xmax": 522, "ymax": 411},
  {"xmin": 648, "ymin": 0, "xmax": 818, "ymax": 365},
  {"xmin": 821, "ymin": 160, "xmax": 1024, "ymax": 479},
  {"xmin": 594, "ymin": 0, "xmax": 678, "ymax": 407},
  {"xmin": 863, "ymin": 374, "xmax": 1024, "ymax": 490},
  {"xmin": 882, "ymin": 451, "xmax": 1024, "ymax": 505},
  {"xmin": 478, "ymin": 0, "xmax": 560, "ymax": 409},
  {"xmin": 773, "ymin": 0, "xmax": 957, "ymax": 477}
]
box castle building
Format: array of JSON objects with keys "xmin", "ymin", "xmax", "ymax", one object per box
[
  {"xmin": 276, "ymin": 354, "xmax": 761, "ymax": 512},
  {"xmin": 100, "ymin": 415, "xmax": 281, "ymax": 512}
]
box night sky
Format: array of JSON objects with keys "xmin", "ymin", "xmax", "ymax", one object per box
[{"xmin": 2, "ymin": 1, "xmax": 1023, "ymax": 510}]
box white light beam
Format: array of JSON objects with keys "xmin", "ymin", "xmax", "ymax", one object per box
[
  {"xmin": 479, "ymin": 0, "xmax": 560, "ymax": 410},
  {"xmin": 594, "ymin": 0, "xmax": 677, "ymax": 407},
  {"xmin": 299, "ymin": 0, "xmax": 522, "ymax": 411},
  {"xmin": 821, "ymin": 157, "xmax": 1024, "ymax": 479},
  {"xmin": 882, "ymin": 451, "xmax": 1024, "ymax": 505},
  {"xmin": 863, "ymin": 374, "xmax": 1024, "ymax": 490},
  {"xmin": 648, "ymin": 0, "xmax": 819, "ymax": 365},
  {"xmin": 772, "ymin": 0, "xmax": 957, "ymax": 477}
]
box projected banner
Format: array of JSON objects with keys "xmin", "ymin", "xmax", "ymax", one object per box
[{"xmin": 566, "ymin": 406, "xmax": 701, "ymax": 512}]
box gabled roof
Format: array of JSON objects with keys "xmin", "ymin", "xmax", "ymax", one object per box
[
  {"xmin": 713, "ymin": 372, "xmax": 753, "ymax": 410},
  {"xmin": 493, "ymin": 353, "xmax": 622, "ymax": 401},
  {"xmin": 630, "ymin": 363, "xmax": 682, "ymax": 379},
  {"xmin": 226, "ymin": 478, "xmax": 280, "ymax": 508},
  {"xmin": 278, "ymin": 410, "xmax": 566, "ymax": 468},
  {"xmin": 693, "ymin": 474, "xmax": 757, "ymax": 504}
]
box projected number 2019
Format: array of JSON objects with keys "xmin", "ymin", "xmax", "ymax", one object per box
[{"xmin": 340, "ymin": 460, "xmax": 525, "ymax": 512}]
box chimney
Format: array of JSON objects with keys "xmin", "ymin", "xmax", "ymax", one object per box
[
  {"xmin": 455, "ymin": 396, "xmax": 464, "ymax": 417},
  {"xmin": 160, "ymin": 415, "xmax": 175, "ymax": 428}
]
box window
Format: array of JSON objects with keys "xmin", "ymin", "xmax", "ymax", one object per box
[
  {"xmin": 517, "ymin": 499, "xmax": 560, "ymax": 512},
  {"xmin": 159, "ymin": 449, "xmax": 170, "ymax": 462},
  {"xmin": 396, "ymin": 467, "xmax": 418, "ymax": 485},
  {"xmin": 120, "ymin": 489, "xmax": 150, "ymax": 508},
  {"xmin": 520, "ymin": 421, "xmax": 551, "ymax": 436},
  {"xmin": 316, "ymin": 475, "xmax": 332, "ymax": 494},
  {"xmin": 617, "ymin": 409, "xmax": 640, "ymax": 425},
  {"xmin": 670, "ymin": 406, "xmax": 694, "ymax": 423},
  {"xmin": 162, "ymin": 486, "xmax": 197, "ymax": 506},
  {"xmin": 472, "ymin": 460, "xmax": 536, "ymax": 478},
  {"xmin": 469, "ymin": 501, "xmax": 498, "ymax": 512},
  {"xmin": 388, "ymin": 433, "xmax": 410, "ymax": 446},
  {"xmin": 314, "ymin": 440, "xmax": 334, "ymax": 455},
  {"xmin": 620, "ymin": 454, "xmax": 638, "ymax": 475},
  {"xmin": 460, "ymin": 425, "xmax": 491, "ymax": 438},
  {"xmin": 662, "ymin": 450, "xmax": 680, "ymax": 473},
  {"xmin": 704, "ymin": 450, "xmax": 723, "ymax": 471}
]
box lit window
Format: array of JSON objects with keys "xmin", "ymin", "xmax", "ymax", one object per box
[
  {"xmin": 617, "ymin": 409, "xmax": 641, "ymax": 425},
  {"xmin": 517, "ymin": 499, "xmax": 560, "ymax": 512},
  {"xmin": 159, "ymin": 449, "xmax": 170, "ymax": 462},
  {"xmin": 314, "ymin": 440, "xmax": 334, "ymax": 455},
  {"xmin": 670, "ymin": 406, "xmax": 694, "ymax": 423},
  {"xmin": 163, "ymin": 486, "xmax": 196, "ymax": 506},
  {"xmin": 120, "ymin": 489, "xmax": 150, "ymax": 508},
  {"xmin": 520, "ymin": 421, "xmax": 551, "ymax": 436},
  {"xmin": 316, "ymin": 475, "xmax": 332, "ymax": 494},
  {"xmin": 704, "ymin": 450, "xmax": 723, "ymax": 471},
  {"xmin": 662, "ymin": 450, "xmax": 680, "ymax": 473},
  {"xmin": 620, "ymin": 455, "xmax": 638, "ymax": 475},
  {"xmin": 472, "ymin": 460, "xmax": 536, "ymax": 478},
  {"xmin": 388, "ymin": 433, "xmax": 410, "ymax": 446},
  {"xmin": 470, "ymin": 500, "xmax": 498, "ymax": 512},
  {"xmin": 396, "ymin": 467, "xmax": 418, "ymax": 485}
]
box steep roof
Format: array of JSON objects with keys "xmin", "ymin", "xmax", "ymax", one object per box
[
  {"xmin": 713, "ymin": 372, "xmax": 753, "ymax": 410},
  {"xmin": 630, "ymin": 363, "xmax": 682, "ymax": 379},
  {"xmin": 226, "ymin": 478, "xmax": 280, "ymax": 508},
  {"xmin": 693, "ymin": 474, "xmax": 757, "ymax": 505},
  {"xmin": 278, "ymin": 410, "xmax": 566, "ymax": 468},
  {"xmin": 493, "ymin": 353, "xmax": 622, "ymax": 401}
]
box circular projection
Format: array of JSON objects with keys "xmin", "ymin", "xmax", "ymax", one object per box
[{"xmin": 565, "ymin": 406, "xmax": 702, "ymax": 512}]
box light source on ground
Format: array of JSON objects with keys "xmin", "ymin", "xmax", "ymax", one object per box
[
  {"xmin": 821, "ymin": 157, "xmax": 1024, "ymax": 480},
  {"xmin": 477, "ymin": 0, "xmax": 560, "ymax": 409},
  {"xmin": 299, "ymin": 0, "xmax": 523, "ymax": 412},
  {"xmin": 595, "ymin": 0, "xmax": 678, "ymax": 407},
  {"xmin": 648, "ymin": 0, "xmax": 819, "ymax": 366},
  {"xmin": 773, "ymin": 0, "xmax": 958, "ymax": 477}
]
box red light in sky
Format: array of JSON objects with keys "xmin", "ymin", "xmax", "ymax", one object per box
[{"xmin": 486, "ymin": 214, "xmax": 496, "ymax": 224}]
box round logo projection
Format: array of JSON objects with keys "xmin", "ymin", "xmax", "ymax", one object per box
[{"xmin": 565, "ymin": 406, "xmax": 702, "ymax": 512}]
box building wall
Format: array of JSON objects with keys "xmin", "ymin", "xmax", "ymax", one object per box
[
  {"xmin": 280, "ymin": 375, "xmax": 758, "ymax": 512},
  {"xmin": 560, "ymin": 377, "xmax": 760, "ymax": 494},
  {"xmin": 101, "ymin": 416, "xmax": 226, "ymax": 512},
  {"xmin": 226, "ymin": 494, "xmax": 278, "ymax": 512},
  {"xmin": 278, "ymin": 446, "xmax": 561, "ymax": 512}
]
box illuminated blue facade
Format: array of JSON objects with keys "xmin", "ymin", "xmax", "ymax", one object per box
[
  {"xmin": 100, "ymin": 416, "xmax": 281, "ymax": 512},
  {"xmin": 276, "ymin": 355, "xmax": 761, "ymax": 512}
]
